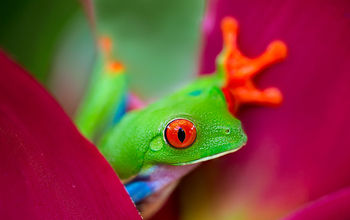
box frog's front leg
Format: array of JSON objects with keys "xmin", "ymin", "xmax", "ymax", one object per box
[
  {"xmin": 125, "ymin": 164, "xmax": 199, "ymax": 214},
  {"xmin": 75, "ymin": 37, "xmax": 128, "ymax": 141}
]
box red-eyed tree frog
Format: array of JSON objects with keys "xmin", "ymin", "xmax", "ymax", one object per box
[{"xmin": 75, "ymin": 17, "xmax": 287, "ymax": 217}]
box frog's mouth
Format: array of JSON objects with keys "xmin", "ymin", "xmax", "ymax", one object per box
[{"xmin": 171, "ymin": 144, "xmax": 245, "ymax": 166}]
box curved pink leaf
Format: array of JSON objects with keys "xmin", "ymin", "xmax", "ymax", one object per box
[{"xmin": 0, "ymin": 51, "xmax": 140, "ymax": 219}]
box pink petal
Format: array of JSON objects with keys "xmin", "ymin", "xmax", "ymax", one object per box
[{"xmin": 0, "ymin": 51, "xmax": 140, "ymax": 219}]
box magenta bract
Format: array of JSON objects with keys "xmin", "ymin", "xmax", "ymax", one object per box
[{"xmin": 0, "ymin": 51, "xmax": 140, "ymax": 219}]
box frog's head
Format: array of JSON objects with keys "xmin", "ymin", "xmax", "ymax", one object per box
[
  {"xmin": 141, "ymin": 86, "xmax": 247, "ymax": 166},
  {"xmin": 100, "ymin": 84, "xmax": 247, "ymax": 179}
]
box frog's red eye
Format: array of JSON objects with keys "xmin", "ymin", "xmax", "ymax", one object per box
[{"xmin": 165, "ymin": 119, "xmax": 197, "ymax": 149}]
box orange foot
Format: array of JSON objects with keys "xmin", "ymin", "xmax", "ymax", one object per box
[
  {"xmin": 220, "ymin": 17, "xmax": 287, "ymax": 114},
  {"xmin": 99, "ymin": 36, "xmax": 125, "ymax": 74}
]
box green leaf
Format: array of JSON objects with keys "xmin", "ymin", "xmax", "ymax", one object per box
[{"xmin": 0, "ymin": 0, "xmax": 79, "ymax": 83}]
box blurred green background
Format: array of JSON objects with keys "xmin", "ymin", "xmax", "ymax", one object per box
[
  {"xmin": 0, "ymin": 0, "xmax": 205, "ymax": 115},
  {"xmin": 0, "ymin": 0, "xmax": 80, "ymax": 82}
]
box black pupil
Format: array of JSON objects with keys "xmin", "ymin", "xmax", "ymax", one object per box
[{"xmin": 178, "ymin": 128, "xmax": 186, "ymax": 143}]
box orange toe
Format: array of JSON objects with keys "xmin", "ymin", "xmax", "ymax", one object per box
[
  {"xmin": 219, "ymin": 17, "xmax": 287, "ymax": 114},
  {"xmin": 99, "ymin": 36, "xmax": 125, "ymax": 74}
]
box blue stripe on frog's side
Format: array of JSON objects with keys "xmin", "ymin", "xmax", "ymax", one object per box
[
  {"xmin": 111, "ymin": 92, "xmax": 128, "ymax": 125},
  {"xmin": 188, "ymin": 89, "xmax": 202, "ymax": 96},
  {"xmin": 125, "ymin": 181, "xmax": 154, "ymax": 204},
  {"xmin": 124, "ymin": 165, "xmax": 198, "ymax": 204}
]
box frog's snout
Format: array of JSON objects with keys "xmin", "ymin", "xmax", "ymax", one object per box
[{"xmin": 221, "ymin": 124, "xmax": 247, "ymax": 146}]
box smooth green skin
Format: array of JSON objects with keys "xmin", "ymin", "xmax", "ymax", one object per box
[
  {"xmin": 75, "ymin": 57, "xmax": 127, "ymax": 140},
  {"xmin": 73, "ymin": 0, "xmax": 245, "ymax": 181},
  {"xmin": 99, "ymin": 73, "xmax": 247, "ymax": 180},
  {"xmin": 76, "ymin": 45, "xmax": 247, "ymax": 180}
]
